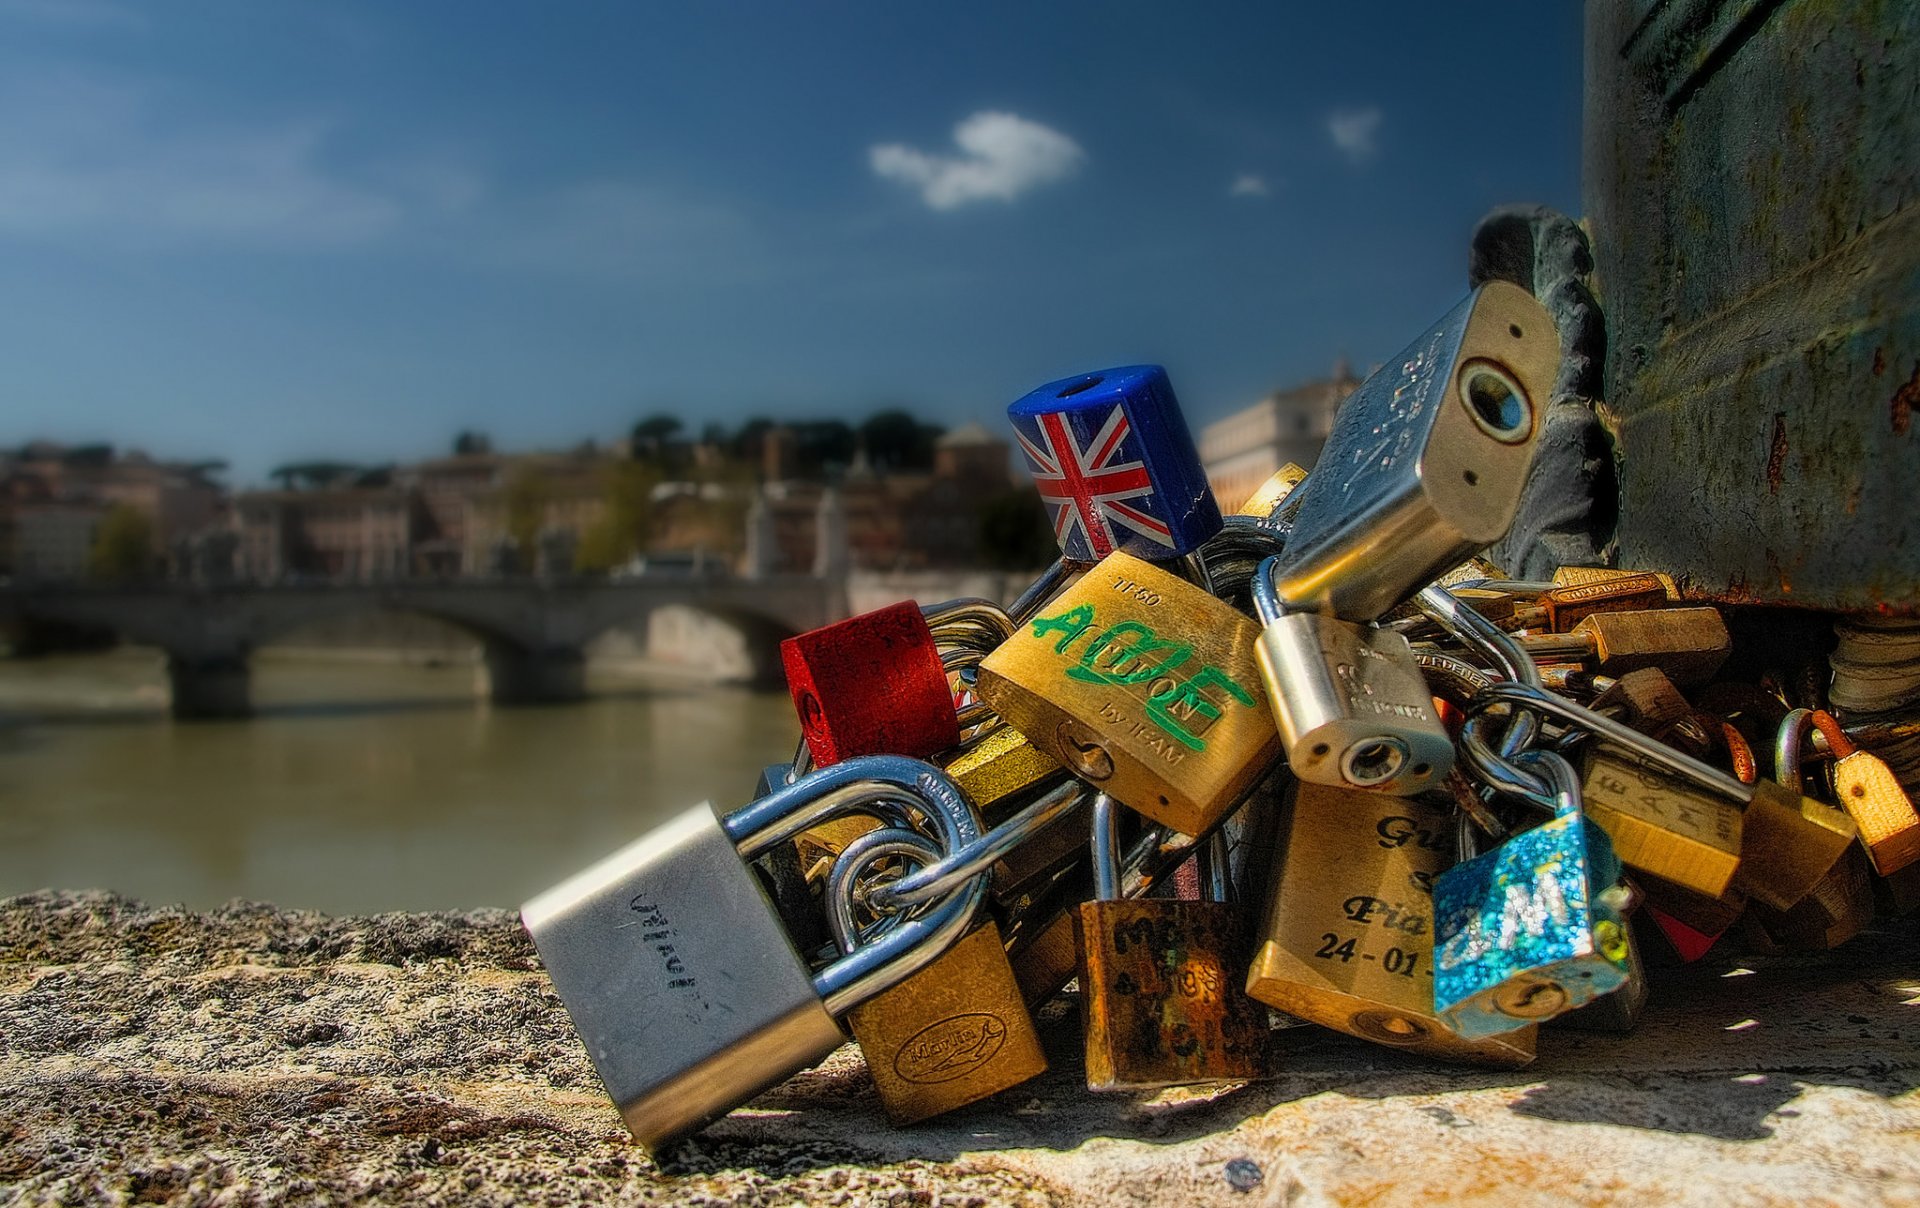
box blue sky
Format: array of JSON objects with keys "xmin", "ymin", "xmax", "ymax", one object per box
[{"xmin": 0, "ymin": 1, "xmax": 1584, "ymax": 484}]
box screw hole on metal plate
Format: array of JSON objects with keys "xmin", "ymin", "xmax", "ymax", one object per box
[
  {"xmin": 1311, "ymin": 743, "xmax": 1331, "ymax": 757},
  {"xmin": 1159, "ymin": 795, "xmax": 1170, "ymax": 806},
  {"xmin": 1057, "ymin": 375, "xmax": 1104, "ymax": 399},
  {"xmin": 1852, "ymin": 784, "xmax": 1866, "ymax": 796},
  {"xmin": 1463, "ymin": 470, "xmax": 1479, "ymax": 486},
  {"xmin": 1509, "ymin": 323, "xmax": 1524, "ymax": 338}
]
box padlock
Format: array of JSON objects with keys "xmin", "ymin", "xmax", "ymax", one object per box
[
  {"xmin": 751, "ymin": 761, "xmax": 832, "ymax": 955},
  {"xmin": 1467, "ymin": 679, "xmax": 1859, "ymax": 914},
  {"xmin": 783, "ymin": 598, "xmax": 1015, "ymax": 769},
  {"xmin": 1007, "ymin": 364, "xmax": 1223, "ymax": 563},
  {"xmin": 1250, "ymin": 554, "xmax": 1454, "ymax": 795},
  {"xmin": 1573, "ymin": 746, "xmax": 1743, "ymax": 899},
  {"xmin": 974, "ymin": 551, "xmax": 1281, "ymax": 835},
  {"xmin": 1637, "ymin": 874, "xmax": 1745, "ymax": 962},
  {"xmin": 521, "ymin": 754, "xmax": 989, "ymax": 1151},
  {"xmin": 825, "ymin": 827, "xmax": 1046, "ymax": 1125},
  {"xmin": 1265, "ymin": 281, "xmax": 1557, "ymax": 622},
  {"xmin": 1244, "ymin": 781, "xmax": 1536, "ymax": 1067},
  {"xmin": 1432, "ymin": 749, "xmax": 1632, "ymax": 1037},
  {"xmin": 1076, "ymin": 793, "xmax": 1268, "ymax": 1090},
  {"xmin": 1234, "ymin": 462, "xmax": 1311, "ymax": 524},
  {"xmin": 1588, "ymin": 668, "xmax": 1694, "ymax": 736},
  {"xmin": 1009, "ymin": 903, "xmax": 1083, "ymax": 1011},
  {"xmin": 1785, "ymin": 709, "xmax": 1920, "ymax": 876},
  {"xmin": 1551, "ymin": 564, "xmax": 1681, "ymax": 600},
  {"xmin": 1518, "ymin": 607, "xmax": 1732, "ymax": 685},
  {"xmin": 1746, "ymin": 844, "xmax": 1875, "ymax": 951},
  {"xmin": 1510, "ymin": 573, "xmax": 1671, "ymax": 633},
  {"xmin": 1551, "ymin": 888, "xmax": 1649, "ymax": 1034}
]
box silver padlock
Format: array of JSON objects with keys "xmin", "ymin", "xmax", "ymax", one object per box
[
  {"xmin": 522, "ymin": 754, "xmax": 989, "ymax": 1152},
  {"xmin": 1267, "ymin": 281, "xmax": 1557, "ymax": 622},
  {"xmin": 1251, "ymin": 553, "xmax": 1453, "ymax": 795}
]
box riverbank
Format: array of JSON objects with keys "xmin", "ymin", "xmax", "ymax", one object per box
[{"xmin": 4, "ymin": 891, "xmax": 1917, "ymax": 1205}]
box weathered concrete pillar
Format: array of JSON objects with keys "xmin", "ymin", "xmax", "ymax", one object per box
[
  {"xmin": 166, "ymin": 653, "xmax": 252, "ymax": 719},
  {"xmin": 480, "ymin": 642, "xmax": 586, "ymax": 704}
]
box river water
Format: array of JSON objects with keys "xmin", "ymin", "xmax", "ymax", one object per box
[{"xmin": 0, "ymin": 650, "xmax": 801, "ymax": 913}]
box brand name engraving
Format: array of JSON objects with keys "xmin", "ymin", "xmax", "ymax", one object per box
[
  {"xmin": 894, "ymin": 1013, "xmax": 1008, "ymax": 1084},
  {"xmin": 628, "ymin": 895, "xmax": 703, "ymax": 999}
]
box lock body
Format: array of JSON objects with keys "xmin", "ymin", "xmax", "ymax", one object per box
[
  {"xmin": 782, "ymin": 601, "xmax": 956, "ymax": 767},
  {"xmin": 1732, "ymin": 779, "xmax": 1859, "ymax": 911},
  {"xmin": 1075, "ymin": 898, "xmax": 1268, "ymax": 1090},
  {"xmin": 523, "ymin": 804, "xmax": 845, "ymax": 1150},
  {"xmin": 1254, "ymin": 611, "xmax": 1453, "ymax": 795},
  {"xmin": 1432, "ymin": 812, "xmax": 1631, "ymax": 1037},
  {"xmin": 1579, "ymin": 749, "xmax": 1743, "ymax": 898},
  {"xmin": 1235, "ymin": 462, "xmax": 1310, "ymax": 523},
  {"xmin": 1245, "ymin": 785, "xmax": 1535, "ymax": 1067},
  {"xmin": 1007, "ymin": 364, "xmax": 1222, "ymax": 561},
  {"xmin": 1831, "ymin": 749, "xmax": 1920, "ymax": 875},
  {"xmin": 976, "ymin": 553, "xmax": 1279, "ymax": 834},
  {"xmin": 844, "ymin": 922, "xmax": 1047, "ymax": 1125},
  {"xmin": 1269, "ymin": 281, "xmax": 1557, "ymax": 621}
]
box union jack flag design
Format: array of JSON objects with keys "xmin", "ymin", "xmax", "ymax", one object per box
[{"xmin": 1007, "ymin": 366, "xmax": 1220, "ymax": 562}]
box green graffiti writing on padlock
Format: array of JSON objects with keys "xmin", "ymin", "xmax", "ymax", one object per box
[{"xmin": 1029, "ymin": 602, "xmax": 1257, "ymax": 752}]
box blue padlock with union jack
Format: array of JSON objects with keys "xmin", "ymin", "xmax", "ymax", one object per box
[{"xmin": 1007, "ymin": 365, "xmax": 1222, "ymax": 563}]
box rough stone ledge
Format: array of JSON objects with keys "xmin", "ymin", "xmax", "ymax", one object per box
[{"xmin": 3, "ymin": 890, "xmax": 1917, "ymax": 1206}]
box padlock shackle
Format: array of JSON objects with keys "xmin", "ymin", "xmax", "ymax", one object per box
[
  {"xmin": 816, "ymin": 827, "xmax": 987, "ymax": 1015},
  {"xmin": 1469, "ymin": 682, "xmax": 1752, "ymax": 806},
  {"xmin": 866, "ymin": 777, "xmax": 1084, "ymax": 912},
  {"xmin": 1418, "ymin": 584, "xmax": 1545, "ymax": 760},
  {"xmin": 1457, "ymin": 712, "xmax": 1557, "ymax": 809},
  {"xmin": 723, "ymin": 753, "xmax": 982, "ymax": 863},
  {"xmin": 1251, "ymin": 554, "xmax": 1287, "ymax": 626},
  {"xmin": 1510, "ymin": 747, "xmax": 1582, "ymax": 818},
  {"xmin": 824, "ymin": 826, "xmax": 944, "ymax": 954},
  {"xmin": 921, "ymin": 598, "xmax": 1015, "ymax": 647},
  {"xmin": 1774, "ymin": 707, "xmax": 1821, "ymax": 791},
  {"xmin": 1090, "ymin": 791, "xmax": 1123, "ymax": 901},
  {"xmin": 1006, "ymin": 558, "xmax": 1079, "ymax": 628}
]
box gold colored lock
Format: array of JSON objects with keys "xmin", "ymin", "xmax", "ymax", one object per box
[
  {"xmin": 1244, "ymin": 783, "xmax": 1535, "ymax": 1068},
  {"xmin": 828, "ymin": 830, "xmax": 1046, "ymax": 1126},
  {"xmin": 1518, "ymin": 607, "xmax": 1731, "ymax": 684},
  {"xmin": 1806, "ymin": 710, "xmax": 1920, "ymax": 875},
  {"xmin": 1550, "ymin": 564, "xmax": 1681, "ymax": 600},
  {"xmin": 976, "ymin": 552, "xmax": 1281, "ymax": 834},
  {"xmin": 1579, "ymin": 749, "xmax": 1743, "ymax": 898},
  {"xmin": 843, "ymin": 922, "xmax": 1049, "ymax": 1124},
  {"xmin": 1234, "ymin": 462, "xmax": 1310, "ymax": 519},
  {"xmin": 1008, "ymin": 904, "xmax": 1081, "ymax": 1012},
  {"xmin": 944, "ymin": 725, "xmax": 1064, "ymax": 825},
  {"xmin": 1733, "ymin": 778, "xmax": 1859, "ymax": 912},
  {"xmin": 1746, "ymin": 846, "xmax": 1875, "ymax": 951}
]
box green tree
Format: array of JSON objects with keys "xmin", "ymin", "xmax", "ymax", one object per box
[
  {"xmin": 453, "ymin": 430, "xmax": 492, "ymax": 455},
  {"xmin": 503, "ymin": 468, "xmax": 552, "ymax": 566},
  {"xmin": 976, "ymin": 489, "xmax": 1056, "ymax": 570},
  {"xmin": 88, "ymin": 504, "xmax": 155, "ymax": 583},
  {"xmin": 576, "ymin": 461, "xmax": 658, "ymax": 572}
]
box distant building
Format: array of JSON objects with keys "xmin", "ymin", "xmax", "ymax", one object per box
[
  {"xmin": 1199, "ymin": 360, "xmax": 1360, "ymax": 513},
  {"xmin": 0, "ymin": 443, "xmax": 224, "ymax": 581}
]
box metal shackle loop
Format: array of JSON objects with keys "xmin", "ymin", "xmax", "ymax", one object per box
[
  {"xmin": 1418, "ymin": 584, "xmax": 1544, "ymax": 757},
  {"xmin": 1251, "ymin": 554, "xmax": 1289, "ymax": 626},
  {"xmin": 867, "ymin": 778, "xmax": 1085, "ymax": 913},
  {"xmin": 825, "ymin": 826, "xmax": 944, "ymax": 954},
  {"xmin": 1090, "ymin": 792, "xmax": 1123, "ymax": 901},
  {"xmin": 1006, "ymin": 559, "xmax": 1077, "ymax": 627},
  {"xmin": 921, "ymin": 597, "xmax": 1015, "ymax": 639},
  {"xmin": 1775, "ymin": 707, "xmax": 1816, "ymax": 793},
  {"xmin": 723, "ymin": 753, "xmax": 982, "ymax": 862},
  {"xmin": 1457, "ymin": 711, "xmax": 1557, "ymax": 808},
  {"xmin": 1467, "ymin": 681, "xmax": 1753, "ymax": 805},
  {"xmin": 1511, "ymin": 747, "xmax": 1584, "ymax": 819}
]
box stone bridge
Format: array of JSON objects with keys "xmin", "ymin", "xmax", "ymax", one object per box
[{"xmin": 0, "ymin": 574, "xmax": 845, "ymax": 717}]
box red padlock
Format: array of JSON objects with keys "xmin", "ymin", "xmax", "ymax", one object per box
[{"xmin": 782, "ymin": 601, "xmax": 957, "ymax": 767}]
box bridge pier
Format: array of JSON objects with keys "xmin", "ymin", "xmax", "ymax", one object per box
[
  {"xmin": 482, "ymin": 643, "xmax": 586, "ymax": 705},
  {"xmin": 167, "ymin": 653, "xmax": 252, "ymax": 719}
]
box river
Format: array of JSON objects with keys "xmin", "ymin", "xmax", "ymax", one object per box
[{"xmin": 0, "ymin": 650, "xmax": 801, "ymax": 913}]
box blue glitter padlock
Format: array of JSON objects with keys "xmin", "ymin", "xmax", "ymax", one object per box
[
  {"xmin": 1006, "ymin": 365, "xmax": 1222, "ymax": 563},
  {"xmin": 1432, "ymin": 749, "xmax": 1632, "ymax": 1037}
]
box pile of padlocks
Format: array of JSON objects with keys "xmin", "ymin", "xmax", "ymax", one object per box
[{"xmin": 522, "ymin": 281, "xmax": 1920, "ymax": 1152}]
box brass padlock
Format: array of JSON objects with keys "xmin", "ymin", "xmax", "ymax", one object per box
[
  {"xmin": 1234, "ymin": 462, "xmax": 1310, "ymax": 522},
  {"xmin": 1077, "ymin": 794, "xmax": 1268, "ymax": 1090},
  {"xmin": 1244, "ymin": 782, "xmax": 1535, "ymax": 1066},
  {"xmin": 1576, "ymin": 748, "xmax": 1743, "ymax": 899},
  {"xmin": 1745, "ymin": 846, "xmax": 1874, "ymax": 952},
  {"xmin": 828, "ymin": 827, "xmax": 1047, "ymax": 1125},
  {"xmin": 1794, "ymin": 709, "xmax": 1920, "ymax": 876},
  {"xmin": 976, "ymin": 552, "xmax": 1281, "ymax": 834},
  {"xmin": 1518, "ymin": 607, "xmax": 1732, "ymax": 684}
]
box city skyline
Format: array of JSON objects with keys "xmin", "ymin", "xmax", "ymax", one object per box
[{"xmin": 0, "ymin": 3, "xmax": 1582, "ymax": 484}]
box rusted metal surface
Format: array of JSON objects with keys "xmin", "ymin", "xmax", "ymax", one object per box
[{"xmin": 1586, "ymin": 0, "xmax": 1920, "ymax": 613}]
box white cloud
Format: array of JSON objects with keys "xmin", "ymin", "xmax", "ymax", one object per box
[
  {"xmin": 1229, "ymin": 173, "xmax": 1270, "ymax": 199},
  {"xmin": 1327, "ymin": 107, "xmax": 1382, "ymax": 164},
  {"xmin": 870, "ymin": 111, "xmax": 1085, "ymax": 210}
]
